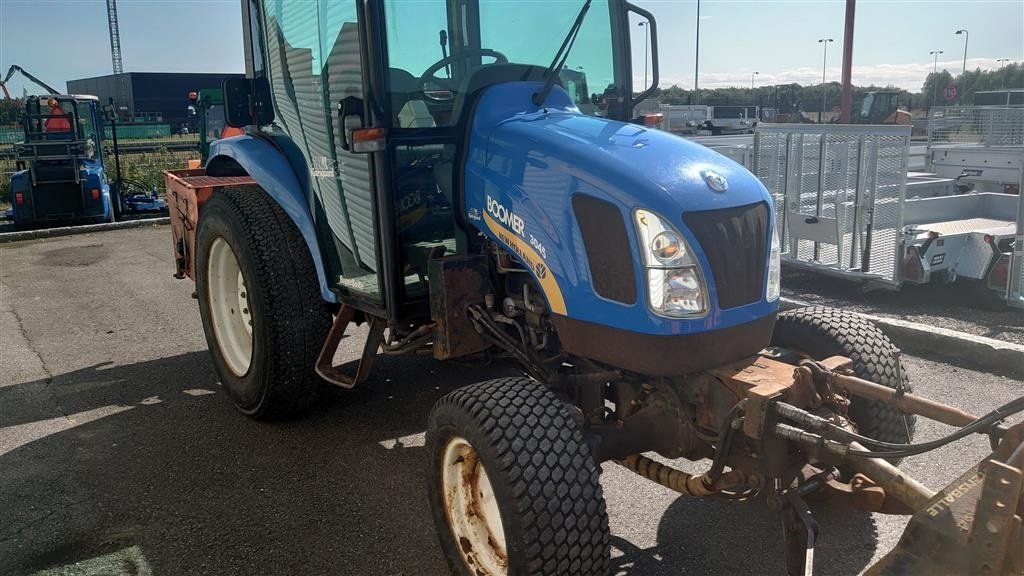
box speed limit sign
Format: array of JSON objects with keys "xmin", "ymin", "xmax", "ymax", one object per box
[{"xmin": 943, "ymin": 84, "xmax": 958, "ymax": 101}]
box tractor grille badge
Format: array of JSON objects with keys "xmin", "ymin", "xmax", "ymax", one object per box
[{"xmin": 701, "ymin": 170, "xmax": 728, "ymax": 193}]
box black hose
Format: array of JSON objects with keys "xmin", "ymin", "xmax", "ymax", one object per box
[
  {"xmin": 708, "ymin": 399, "xmax": 746, "ymax": 482},
  {"xmin": 842, "ymin": 396, "xmax": 1024, "ymax": 459}
]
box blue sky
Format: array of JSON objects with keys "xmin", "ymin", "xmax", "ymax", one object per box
[{"xmin": 1, "ymin": 0, "xmax": 1021, "ymax": 96}]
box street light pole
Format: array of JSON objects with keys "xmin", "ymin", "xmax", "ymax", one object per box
[
  {"xmin": 929, "ymin": 50, "xmax": 944, "ymax": 111},
  {"xmin": 818, "ymin": 38, "xmax": 833, "ymax": 123},
  {"xmin": 694, "ymin": 0, "xmax": 701, "ymax": 104},
  {"xmin": 638, "ymin": 21, "xmax": 649, "ymax": 88},
  {"xmin": 997, "ymin": 58, "xmax": 1010, "ymax": 67},
  {"xmin": 955, "ymin": 29, "xmax": 968, "ymax": 75},
  {"xmin": 930, "ymin": 50, "xmax": 943, "ymax": 73}
]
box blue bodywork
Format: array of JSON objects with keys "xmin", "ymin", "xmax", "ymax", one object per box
[
  {"xmin": 462, "ymin": 82, "xmax": 778, "ymax": 336},
  {"xmin": 11, "ymin": 156, "xmax": 113, "ymax": 225},
  {"xmin": 10, "ymin": 99, "xmax": 113, "ymax": 226},
  {"xmin": 207, "ymin": 135, "xmax": 337, "ymax": 303},
  {"xmin": 205, "ymin": 81, "xmax": 776, "ymax": 335}
]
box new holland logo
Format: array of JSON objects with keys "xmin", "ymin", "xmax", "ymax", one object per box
[
  {"xmin": 701, "ymin": 169, "xmax": 728, "ymax": 193},
  {"xmin": 534, "ymin": 261, "xmax": 548, "ymax": 279}
]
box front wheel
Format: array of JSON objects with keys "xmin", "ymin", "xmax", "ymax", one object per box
[
  {"xmin": 772, "ymin": 306, "xmax": 916, "ymax": 449},
  {"xmin": 426, "ymin": 378, "xmax": 610, "ymax": 576}
]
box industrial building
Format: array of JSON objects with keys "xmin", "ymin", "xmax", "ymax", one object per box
[{"xmin": 66, "ymin": 72, "xmax": 243, "ymax": 130}]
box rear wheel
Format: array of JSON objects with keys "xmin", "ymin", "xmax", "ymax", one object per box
[
  {"xmin": 196, "ymin": 186, "xmax": 330, "ymax": 419},
  {"xmin": 772, "ymin": 306, "xmax": 916, "ymax": 447},
  {"xmin": 426, "ymin": 377, "xmax": 610, "ymax": 576}
]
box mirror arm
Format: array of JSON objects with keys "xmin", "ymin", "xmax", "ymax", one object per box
[{"xmin": 627, "ymin": 3, "xmax": 659, "ymax": 108}]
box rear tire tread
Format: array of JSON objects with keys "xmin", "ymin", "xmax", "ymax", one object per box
[{"xmin": 198, "ymin": 186, "xmax": 329, "ymax": 418}]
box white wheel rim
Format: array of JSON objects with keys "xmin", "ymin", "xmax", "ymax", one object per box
[
  {"xmin": 207, "ymin": 237, "xmax": 253, "ymax": 377},
  {"xmin": 441, "ymin": 436, "xmax": 507, "ymax": 575}
]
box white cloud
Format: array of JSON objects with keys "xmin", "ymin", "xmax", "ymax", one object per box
[{"xmin": 652, "ymin": 58, "xmax": 1017, "ymax": 92}]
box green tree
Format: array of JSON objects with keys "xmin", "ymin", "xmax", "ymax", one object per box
[{"xmin": 0, "ymin": 98, "xmax": 23, "ymax": 125}]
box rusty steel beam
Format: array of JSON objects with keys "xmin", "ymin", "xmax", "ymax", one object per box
[
  {"xmin": 832, "ymin": 372, "xmax": 978, "ymax": 428},
  {"xmin": 845, "ymin": 441, "xmax": 936, "ymax": 511}
]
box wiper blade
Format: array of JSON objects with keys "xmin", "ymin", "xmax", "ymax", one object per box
[{"xmin": 532, "ymin": 0, "xmax": 592, "ymax": 107}]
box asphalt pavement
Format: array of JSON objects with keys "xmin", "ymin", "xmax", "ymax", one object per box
[
  {"xmin": 781, "ymin": 268, "xmax": 1024, "ymax": 345},
  {"xmin": 2, "ymin": 226, "xmax": 1021, "ymax": 576}
]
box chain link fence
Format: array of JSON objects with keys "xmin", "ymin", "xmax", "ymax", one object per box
[
  {"xmin": 927, "ymin": 106, "xmax": 1024, "ymax": 148},
  {"xmin": 1, "ymin": 137, "xmax": 199, "ymax": 207}
]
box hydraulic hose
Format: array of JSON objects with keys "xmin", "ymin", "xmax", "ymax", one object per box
[{"xmin": 776, "ymin": 396, "xmax": 1024, "ymax": 459}]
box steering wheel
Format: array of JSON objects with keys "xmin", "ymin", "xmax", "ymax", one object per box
[{"xmin": 416, "ymin": 49, "xmax": 509, "ymax": 102}]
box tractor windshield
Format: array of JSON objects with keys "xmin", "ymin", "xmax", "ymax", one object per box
[{"xmin": 383, "ymin": 0, "xmax": 615, "ymax": 127}]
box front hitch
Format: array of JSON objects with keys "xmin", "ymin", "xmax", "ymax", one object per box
[{"xmin": 865, "ymin": 420, "xmax": 1024, "ymax": 576}]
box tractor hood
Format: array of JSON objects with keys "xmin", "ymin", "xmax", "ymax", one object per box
[{"xmin": 462, "ymin": 81, "xmax": 778, "ymax": 340}]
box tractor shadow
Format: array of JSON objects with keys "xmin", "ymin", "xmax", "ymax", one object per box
[
  {"xmin": 2, "ymin": 347, "xmax": 879, "ymax": 576},
  {"xmin": 612, "ymin": 493, "xmax": 879, "ymax": 576},
  {"xmin": 0, "ymin": 350, "xmax": 519, "ymax": 576}
]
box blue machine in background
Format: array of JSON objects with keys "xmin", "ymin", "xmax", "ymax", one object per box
[{"xmin": 10, "ymin": 95, "xmax": 114, "ymax": 228}]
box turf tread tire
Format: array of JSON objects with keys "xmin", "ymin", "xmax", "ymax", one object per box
[
  {"xmin": 772, "ymin": 306, "xmax": 916, "ymax": 446},
  {"xmin": 427, "ymin": 377, "xmax": 610, "ymax": 576},
  {"xmin": 196, "ymin": 185, "xmax": 330, "ymax": 419}
]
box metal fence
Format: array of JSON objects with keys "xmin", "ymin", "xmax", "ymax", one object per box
[
  {"xmin": 927, "ymin": 106, "xmax": 1024, "ymax": 148},
  {"xmin": 754, "ymin": 123, "xmax": 911, "ymax": 286},
  {"xmin": 0, "ymin": 139, "xmax": 199, "ymax": 204}
]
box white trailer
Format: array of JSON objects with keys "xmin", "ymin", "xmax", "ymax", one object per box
[{"xmin": 751, "ymin": 123, "xmax": 1022, "ymax": 307}]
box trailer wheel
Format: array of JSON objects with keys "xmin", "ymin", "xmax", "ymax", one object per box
[
  {"xmin": 426, "ymin": 377, "xmax": 609, "ymax": 576},
  {"xmin": 196, "ymin": 185, "xmax": 330, "ymax": 419},
  {"xmin": 772, "ymin": 307, "xmax": 916, "ymax": 448}
]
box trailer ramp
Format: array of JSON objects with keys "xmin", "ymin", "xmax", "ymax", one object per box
[{"xmin": 754, "ymin": 124, "xmax": 911, "ymax": 287}]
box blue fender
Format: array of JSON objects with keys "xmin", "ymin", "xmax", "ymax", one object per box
[
  {"xmin": 463, "ymin": 82, "xmax": 778, "ymax": 337},
  {"xmin": 207, "ymin": 135, "xmax": 336, "ymax": 303}
]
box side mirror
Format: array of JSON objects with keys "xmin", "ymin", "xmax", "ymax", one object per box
[
  {"xmin": 224, "ymin": 76, "xmax": 274, "ymax": 128},
  {"xmin": 102, "ymin": 104, "xmax": 116, "ymax": 122}
]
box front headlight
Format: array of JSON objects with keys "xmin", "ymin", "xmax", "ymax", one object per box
[
  {"xmin": 766, "ymin": 225, "xmax": 781, "ymax": 301},
  {"xmin": 634, "ymin": 209, "xmax": 707, "ymax": 316}
]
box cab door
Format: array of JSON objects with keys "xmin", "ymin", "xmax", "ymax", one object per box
[{"xmin": 257, "ymin": 0, "xmax": 384, "ymax": 312}]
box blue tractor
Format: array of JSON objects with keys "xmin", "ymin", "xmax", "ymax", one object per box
[
  {"xmin": 166, "ymin": 1, "xmax": 1024, "ymax": 574},
  {"xmin": 10, "ymin": 94, "xmax": 117, "ymax": 228}
]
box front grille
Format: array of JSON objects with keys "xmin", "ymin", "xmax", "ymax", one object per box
[
  {"xmin": 573, "ymin": 194, "xmax": 637, "ymax": 304},
  {"xmin": 683, "ymin": 202, "xmax": 769, "ymax": 309}
]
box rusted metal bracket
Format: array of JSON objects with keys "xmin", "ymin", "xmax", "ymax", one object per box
[
  {"xmin": 865, "ymin": 421, "xmax": 1024, "ymax": 575},
  {"xmin": 315, "ymin": 304, "xmax": 384, "ymax": 389}
]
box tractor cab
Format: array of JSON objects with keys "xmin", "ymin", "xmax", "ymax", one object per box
[
  {"xmin": 11, "ymin": 95, "xmax": 113, "ymax": 225},
  {"xmin": 857, "ymin": 90, "xmax": 911, "ymax": 124},
  {"xmin": 188, "ymin": 88, "xmax": 244, "ymax": 163},
  {"xmin": 214, "ymin": 0, "xmax": 656, "ymax": 318}
]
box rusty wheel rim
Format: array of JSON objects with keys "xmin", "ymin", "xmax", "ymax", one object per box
[{"xmin": 441, "ymin": 436, "xmax": 507, "ymax": 575}]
